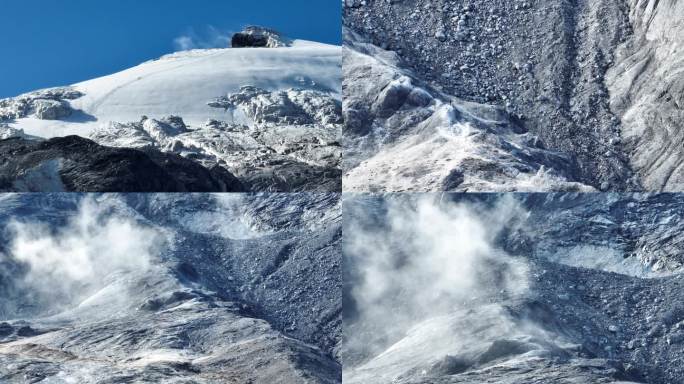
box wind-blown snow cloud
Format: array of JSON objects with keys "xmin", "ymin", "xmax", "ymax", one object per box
[
  {"xmin": 344, "ymin": 195, "xmax": 529, "ymax": 361},
  {"xmin": 173, "ymin": 26, "xmax": 234, "ymax": 51},
  {"xmin": 5, "ymin": 197, "xmax": 165, "ymax": 313}
]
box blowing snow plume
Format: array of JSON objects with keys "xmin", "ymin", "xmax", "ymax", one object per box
[
  {"xmin": 0, "ymin": 194, "xmax": 342, "ymax": 383},
  {"xmin": 343, "ymin": 195, "xmax": 535, "ymax": 382},
  {"xmin": 0, "ymin": 197, "xmax": 164, "ymax": 319}
]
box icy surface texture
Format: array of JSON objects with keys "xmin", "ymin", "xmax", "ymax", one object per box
[{"xmin": 606, "ymin": 0, "xmax": 684, "ymax": 190}]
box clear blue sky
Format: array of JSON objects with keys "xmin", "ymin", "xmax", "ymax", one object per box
[{"xmin": 0, "ymin": 0, "xmax": 341, "ymax": 98}]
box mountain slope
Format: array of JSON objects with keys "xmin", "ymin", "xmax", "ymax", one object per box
[
  {"xmin": 343, "ymin": 194, "xmax": 684, "ymax": 384},
  {"xmin": 342, "ymin": 28, "xmax": 593, "ymax": 192},
  {"xmin": 343, "ymin": 0, "xmax": 682, "ymax": 192},
  {"xmin": 0, "ymin": 193, "xmax": 341, "ymax": 383},
  {"xmin": 0, "ymin": 29, "xmax": 342, "ymax": 192}
]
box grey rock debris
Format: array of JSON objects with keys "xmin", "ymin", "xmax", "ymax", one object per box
[
  {"xmin": 0, "ymin": 193, "xmax": 341, "ymax": 383},
  {"xmin": 343, "ymin": 0, "xmax": 683, "ymax": 192}
]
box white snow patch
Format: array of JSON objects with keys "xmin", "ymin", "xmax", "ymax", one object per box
[{"xmin": 542, "ymin": 245, "xmax": 656, "ymax": 277}]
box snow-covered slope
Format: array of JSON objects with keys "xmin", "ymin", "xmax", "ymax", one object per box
[
  {"xmin": 7, "ymin": 40, "xmax": 340, "ymax": 138},
  {"xmin": 0, "ymin": 31, "xmax": 342, "ymax": 192}
]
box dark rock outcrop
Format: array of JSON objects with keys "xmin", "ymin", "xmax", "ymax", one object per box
[
  {"xmin": 344, "ymin": 193, "xmax": 684, "ymax": 384},
  {"xmin": 231, "ymin": 26, "xmax": 291, "ymax": 48},
  {"xmin": 0, "ymin": 136, "xmax": 244, "ymax": 192}
]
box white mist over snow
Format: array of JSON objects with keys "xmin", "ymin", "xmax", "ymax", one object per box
[
  {"xmin": 6, "ymin": 197, "xmax": 165, "ymax": 311},
  {"xmin": 344, "ymin": 195, "xmax": 535, "ymax": 383}
]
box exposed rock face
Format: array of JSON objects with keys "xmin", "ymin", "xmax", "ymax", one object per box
[
  {"xmin": 91, "ymin": 87, "xmax": 342, "ymax": 192},
  {"xmin": 343, "ymin": 0, "xmax": 682, "ymax": 191},
  {"xmin": 0, "ymin": 87, "xmax": 84, "ymax": 121},
  {"xmin": 231, "ymin": 26, "xmax": 292, "ymax": 48},
  {"xmin": 0, "ymin": 136, "xmax": 244, "ymax": 192},
  {"xmin": 606, "ymin": 0, "xmax": 684, "ymax": 191},
  {"xmin": 0, "ymin": 193, "xmax": 341, "ymax": 383},
  {"xmin": 342, "ymin": 29, "xmax": 593, "ymax": 192},
  {"xmin": 343, "ymin": 194, "xmax": 684, "ymax": 384}
]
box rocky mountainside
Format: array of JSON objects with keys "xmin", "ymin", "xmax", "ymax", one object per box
[
  {"xmin": 342, "ymin": 28, "xmax": 593, "ymax": 192},
  {"xmin": 343, "ymin": 193, "xmax": 684, "ymax": 384},
  {"xmin": 0, "ymin": 136, "xmax": 244, "ymax": 192},
  {"xmin": 343, "ymin": 0, "xmax": 682, "ymax": 192},
  {"xmin": 0, "ymin": 193, "xmax": 341, "ymax": 383},
  {"xmin": 0, "ymin": 28, "xmax": 342, "ymax": 192}
]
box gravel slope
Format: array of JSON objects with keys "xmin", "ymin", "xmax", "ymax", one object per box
[
  {"xmin": 0, "ymin": 193, "xmax": 341, "ymax": 383},
  {"xmin": 343, "ymin": 193, "xmax": 684, "ymax": 383},
  {"xmin": 343, "ymin": 0, "xmax": 682, "ymax": 191}
]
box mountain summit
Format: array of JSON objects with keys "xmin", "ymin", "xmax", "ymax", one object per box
[{"xmin": 231, "ymin": 26, "xmax": 292, "ymax": 48}]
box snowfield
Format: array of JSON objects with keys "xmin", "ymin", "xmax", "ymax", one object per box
[{"xmin": 10, "ymin": 40, "xmax": 341, "ymax": 138}]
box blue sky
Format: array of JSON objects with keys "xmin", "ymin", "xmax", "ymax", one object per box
[{"xmin": 0, "ymin": 0, "xmax": 341, "ymax": 98}]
